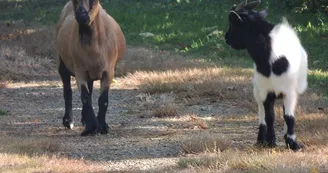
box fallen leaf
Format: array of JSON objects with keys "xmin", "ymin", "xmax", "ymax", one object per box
[
  {"xmin": 139, "ymin": 32, "xmax": 155, "ymax": 37},
  {"xmin": 198, "ymin": 122, "xmax": 208, "ymax": 129},
  {"xmin": 190, "ymin": 115, "xmax": 199, "ymax": 121}
]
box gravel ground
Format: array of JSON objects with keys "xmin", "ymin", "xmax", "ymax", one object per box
[{"xmin": 0, "ymin": 78, "xmax": 257, "ymax": 172}]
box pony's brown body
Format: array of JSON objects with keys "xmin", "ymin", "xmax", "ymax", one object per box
[{"xmin": 56, "ymin": 0, "xmax": 125, "ymax": 136}]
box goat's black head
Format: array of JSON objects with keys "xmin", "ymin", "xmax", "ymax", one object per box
[
  {"xmin": 72, "ymin": 0, "xmax": 99, "ymax": 25},
  {"xmin": 225, "ymin": 0, "xmax": 268, "ymax": 50}
]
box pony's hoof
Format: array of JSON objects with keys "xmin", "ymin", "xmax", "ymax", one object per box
[
  {"xmin": 81, "ymin": 129, "xmax": 98, "ymax": 136},
  {"xmin": 99, "ymin": 123, "xmax": 109, "ymax": 135},
  {"xmin": 63, "ymin": 120, "xmax": 74, "ymax": 129},
  {"xmin": 81, "ymin": 125, "xmax": 99, "ymax": 136},
  {"xmin": 255, "ymin": 141, "xmax": 276, "ymax": 148},
  {"xmin": 81, "ymin": 117, "xmax": 86, "ymax": 126}
]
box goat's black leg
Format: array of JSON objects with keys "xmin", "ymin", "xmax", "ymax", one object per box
[
  {"xmin": 58, "ymin": 58, "xmax": 73, "ymax": 129},
  {"xmin": 97, "ymin": 72, "xmax": 110, "ymax": 134},
  {"xmin": 283, "ymin": 92, "xmax": 302, "ymax": 151},
  {"xmin": 80, "ymin": 84, "xmax": 99, "ymax": 136},
  {"xmin": 254, "ymin": 87, "xmax": 267, "ymax": 146},
  {"xmin": 263, "ymin": 92, "xmax": 276, "ymax": 147},
  {"xmin": 81, "ymin": 80, "xmax": 94, "ymax": 126}
]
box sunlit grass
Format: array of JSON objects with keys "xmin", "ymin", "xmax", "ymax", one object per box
[
  {"xmin": 181, "ymin": 131, "xmax": 232, "ymax": 154},
  {"xmin": 0, "ymin": 153, "xmax": 104, "ymax": 173},
  {"xmin": 177, "ymin": 149, "xmax": 328, "ymax": 172}
]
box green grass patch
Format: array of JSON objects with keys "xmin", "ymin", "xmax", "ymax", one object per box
[
  {"xmin": 308, "ymin": 70, "xmax": 328, "ymax": 97},
  {"xmin": 1, "ymin": 0, "xmax": 327, "ymax": 94},
  {"xmin": 1, "ymin": 0, "xmax": 327, "ymax": 68},
  {"xmin": 0, "ymin": 109, "xmax": 8, "ymax": 116}
]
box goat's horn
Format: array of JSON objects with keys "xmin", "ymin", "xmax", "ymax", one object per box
[
  {"xmin": 235, "ymin": 1, "xmax": 246, "ymax": 11},
  {"xmin": 245, "ymin": 0, "xmax": 261, "ymax": 10},
  {"xmin": 230, "ymin": 11, "xmax": 243, "ymax": 21}
]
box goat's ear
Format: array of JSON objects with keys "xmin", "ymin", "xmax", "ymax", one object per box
[
  {"xmin": 245, "ymin": 0, "xmax": 261, "ymax": 10},
  {"xmin": 230, "ymin": 4, "xmax": 237, "ymax": 11},
  {"xmin": 258, "ymin": 8, "xmax": 268, "ymax": 18}
]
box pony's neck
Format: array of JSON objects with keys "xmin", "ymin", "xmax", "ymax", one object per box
[{"xmin": 78, "ymin": 7, "xmax": 100, "ymax": 45}]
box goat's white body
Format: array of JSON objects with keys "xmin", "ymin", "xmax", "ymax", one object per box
[
  {"xmin": 252, "ymin": 18, "xmax": 308, "ymax": 145},
  {"xmin": 253, "ymin": 18, "xmax": 308, "ymax": 102}
]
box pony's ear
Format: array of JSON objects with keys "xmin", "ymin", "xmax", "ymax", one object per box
[{"xmin": 258, "ymin": 8, "xmax": 268, "ymax": 18}]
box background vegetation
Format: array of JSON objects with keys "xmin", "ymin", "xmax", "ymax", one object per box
[
  {"xmin": 0, "ymin": 0, "xmax": 327, "ymax": 65},
  {"xmin": 1, "ymin": 0, "xmax": 327, "ymax": 93}
]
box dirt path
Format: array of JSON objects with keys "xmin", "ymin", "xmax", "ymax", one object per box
[
  {"xmin": 0, "ymin": 76, "xmax": 261, "ymax": 171},
  {"xmin": 0, "ymin": 81, "xmax": 178, "ymax": 170}
]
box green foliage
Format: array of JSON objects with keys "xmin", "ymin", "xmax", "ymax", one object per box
[
  {"xmin": 285, "ymin": 0, "xmax": 328, "ymax": 13},
  {"xmin": 0, "ymin": 0, "xmax": 327, "ymax": 92}
]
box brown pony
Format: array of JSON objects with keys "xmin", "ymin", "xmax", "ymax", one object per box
[{"xmin": 56, "ymin": 0, "xmax": 126, "ymax": 136}]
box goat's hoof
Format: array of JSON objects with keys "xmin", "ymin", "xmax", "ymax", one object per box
[
  {"xmin": 284, "ymin": 134, "xmax": 303, "ymax": 151},
  {"xmin": 285, "ymin": 138, "xmax": 303, "ymax": 151},
  {"xmin": 99, "ymin": 123, "xmax": 109, "ymax": 135},
  {"xmin": 63, "ymin": 120, "xmax": 74, "ymax": 129}
]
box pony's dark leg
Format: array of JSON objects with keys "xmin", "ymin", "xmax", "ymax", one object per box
[
  {"xmin": 81, "ymin": 80, "xmax": 93, "ymax": 126},
  {"xmin": 88, "ymin": 80, "xmax": 94, "ymax": 96},
  {"xmin": 79, "ymin": 80, "xmax": 99, "ymax": 136},
  {"xmin": 97, "ymin": 71, "xmax": 110, "ymax": 134},
  {"xmin": 58, "ymin": 58, "xmax": 73, "ymax": 129}
]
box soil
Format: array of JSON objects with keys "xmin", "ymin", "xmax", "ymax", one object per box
[{"xmin": 0, "ymin": 76, "xmax": 261, "ymax": 172}]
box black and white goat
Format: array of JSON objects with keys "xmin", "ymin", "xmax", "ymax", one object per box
[{"xmin": 225, "ymin": 0, "xmax": 308, "ymax": 151}]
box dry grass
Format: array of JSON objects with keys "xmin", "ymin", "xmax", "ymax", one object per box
[
  {"xmin": 0, "ymin": 24, "xmax": 57, "ymax": 81},
  {"xmin": 181, "ymin": 131, "xmax": 232, "ymax": 154},
  {"xmin": 0, "ymin": 134, "xmax": 60, "ymax": 155},
  {"xmin": 137, "ymin": 93, "xmax": 180, "ymax": 118},
  {"xmin": 116, "ymin": 46, "xmax": 214, "ymax": 76},
  {"xmin": 0, "ymin": 153, "xmax": 105, "ymax": 173},
  {"xmin": 0, "ymin": 45, "xmax": 56, "ymax": 80},
  {"xmin": 153, "ymin": 105, "xmax": 179, "ymax": 118},
  {"xmin": 0, "ymin": 24, "xmax": 213, "ymax": 82},
  {"xmin": 0, "ymin": 24, "xmax": 56, "ymax": 58},
  {"xmin": 297, "ymin": 112, "xmax": 328, "ymax": 149},
  {"xmin": 177, "ymin": 148, "xmax": 328, "ymax": 173},
  {"xmin": 0, "ymin": 80, "xmax": 9, "ymax": 88},
  {"xmin": 122, "ymin": 67, "xmax": 253, "ymax": 99},
  {"xmin": 0, "ymin": 134, "xmax": 105, "ymax": 172},
  {"xmin": 150, "ymin": 114, "xmax": 212, "ymax": 131}
]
